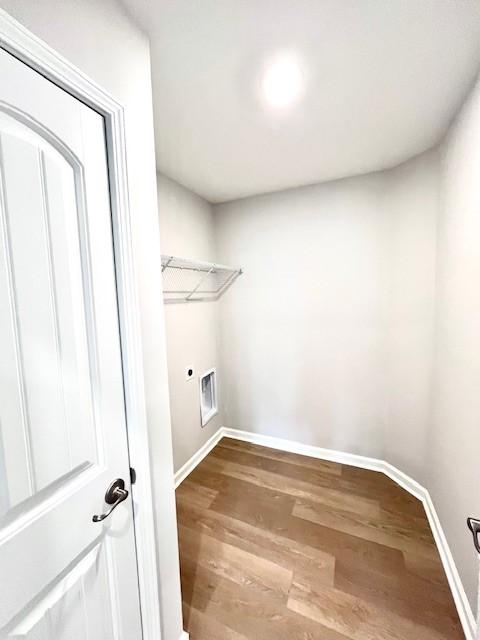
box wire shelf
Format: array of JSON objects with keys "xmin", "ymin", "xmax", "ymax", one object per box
[{"xmin": 161, "ymin": 255, "xmax": 243, "ymax": 303}]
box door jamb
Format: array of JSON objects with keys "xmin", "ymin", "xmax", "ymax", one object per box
[{"xmin": 0, "ymin": 9, "xmax": 163, "ymax": 640}]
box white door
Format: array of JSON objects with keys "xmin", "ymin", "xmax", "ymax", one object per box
[{"xmin": 0, "ymin": 47, "xmax": 143, "ymax": 639}]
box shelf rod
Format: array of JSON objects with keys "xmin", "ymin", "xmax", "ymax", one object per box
[{"xmin": 161, "ymin": 255, "xmax": 237, "ymax": 272}]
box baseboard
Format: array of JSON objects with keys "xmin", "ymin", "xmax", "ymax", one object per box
[
  {"xmin": 222, "ymin": 427, "xmax": 385, "ymax": 472},
  {"xmin": 174, "ymin": 428, "xmax": 224, "ymax": 488},
  {"xmin": 179, "ymin": 632, "xmax": 189, "ymax": 640},
  {"xmin": 422, "ymin": 492, "xmax": 477, "ymax": 639},
  {"xmin": 175, "ymin": 425, "xmax": 477, "ymax": 640},
  {"xmin": 382, "ymin": 462, "xmax": 476, "ymax": 638},
  {"xmin": 380, "ymin": 460, "xmax": 426, "ymax": 502}
]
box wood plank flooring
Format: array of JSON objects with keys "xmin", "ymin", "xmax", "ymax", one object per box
[{"xmin": 175, "ymin": 438, "xmax": 464, "ymax": 640}]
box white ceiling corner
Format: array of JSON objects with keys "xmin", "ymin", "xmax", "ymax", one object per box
[{"xmin": 121, "ymin": 0, "xmax": 480, "ymax": 203}]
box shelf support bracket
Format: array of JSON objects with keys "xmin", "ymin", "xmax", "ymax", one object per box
[{"xmin": 185, "ymin": 266, "xmax": 214, "ymax": 301}]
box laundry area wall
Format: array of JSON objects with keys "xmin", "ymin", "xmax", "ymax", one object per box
[{"xmin": 158, "ymin": 80, "xmax": 480, "ymax": 614}]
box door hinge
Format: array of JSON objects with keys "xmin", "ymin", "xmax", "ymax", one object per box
[{"xmin": 130, "ymin": 467, "xmax": 137, "ymax": 485}]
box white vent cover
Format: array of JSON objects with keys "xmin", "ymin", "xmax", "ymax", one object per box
[{"xmin": 199, "ymin": 368, "xmax": 217, "ymax": 427}]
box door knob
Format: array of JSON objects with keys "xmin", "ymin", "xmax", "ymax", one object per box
[
  {"xmin": 92, "ymin": 479, "xmax": 128, "ymax": 523},
  {"xmin": 467, "ymin": 517, "xmax": 480, "ymax": 553}
]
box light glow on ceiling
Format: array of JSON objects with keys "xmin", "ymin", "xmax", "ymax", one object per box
[{"xmin": 261, "ymin": 53, "xmax": 304, "ymax": 110}]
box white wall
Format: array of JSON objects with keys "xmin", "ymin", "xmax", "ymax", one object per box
[
  {"xmin": 157, "ymin": 174, "xmax": 223, "ymax": 471},
  {"xmin": 154, "ymin": 80, "xmax": 478, "ymax": 619},
  {"xmin": 426, "ymin": 74, "xmax": 480, "ymax": 613},
  {"xmin": 384, "ymin": 152, "xmax": 439, "ymax": 483},
  {"xmin": 0, "ymin": 3, "xmax": 183, "ymax": 639},
  {"xmin": 214, "ymin": 142, "xmax": 479, "ymax": 616},
  {"xmin": 216, "ymin": 177, "xmax": 389, "ymax": 455},
  {"xmin": 214, "ymin": 153, "xmax": 438, "ymax": 463}
]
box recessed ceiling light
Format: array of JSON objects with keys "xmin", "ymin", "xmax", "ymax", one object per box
[{"xmin": 261, "ymin": 54, "xmax": 304, "ymax": 110}]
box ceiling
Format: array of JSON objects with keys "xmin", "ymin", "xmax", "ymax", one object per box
[{"xmin": 121, "ymin": 0, "xmax": 480, "ymax": 203}]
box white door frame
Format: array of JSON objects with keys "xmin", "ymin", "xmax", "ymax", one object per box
[{"xmin": 0, "ymin": 9, "xmax": 163, "ymax": 640}]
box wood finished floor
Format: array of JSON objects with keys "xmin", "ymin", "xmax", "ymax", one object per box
[{"xmin": 175, "ymin": 438, "xmax": 464, "ymax": 640}]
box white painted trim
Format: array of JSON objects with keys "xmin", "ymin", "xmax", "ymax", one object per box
[
  {"xmin": 222, "ymin": 427, "xmax": 384, "ymax": 471},
  {"xmin": 177, "ymin": 426, "xmax": 477, "ymax": 640},
  {"xmin": 0, "ymin": 10, "xmax": 163, "ymax": 640},
  {"xmin": 380, "ymin": 461, "xmax": 426, "ymax": 502},
  {"xmin": 175, "ymin": 428, "xmax": 225, "ymax": 488},
  {"xmin": 179, "ymin": 632, "xmax": 190, "ymax": 640},
  {"xmin": 409, "ymin": 486, "xmax": 477, "ymax": 639}
]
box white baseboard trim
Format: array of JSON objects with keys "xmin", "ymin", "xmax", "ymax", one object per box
[
  {"xmin": 179, "ymin": 632, "xmax": 189, "ymax": 640},
  {"xmin": 175, "ymin": 426, "xmax": 477, "ymax": 640},
  {"xmin": 222, "ymin": 427, "xmax": 385, "ymax": 471},
  {"xmin": 174, "ymin": 428, "xmax": 224, "ymax": 488},
  {"xmin": 381, "ymin": 462, "xmax": 476, "ymax": 639},
  {"xmin": 422, "ymin": 491, "xmax": 477, "ymax": 639}
]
